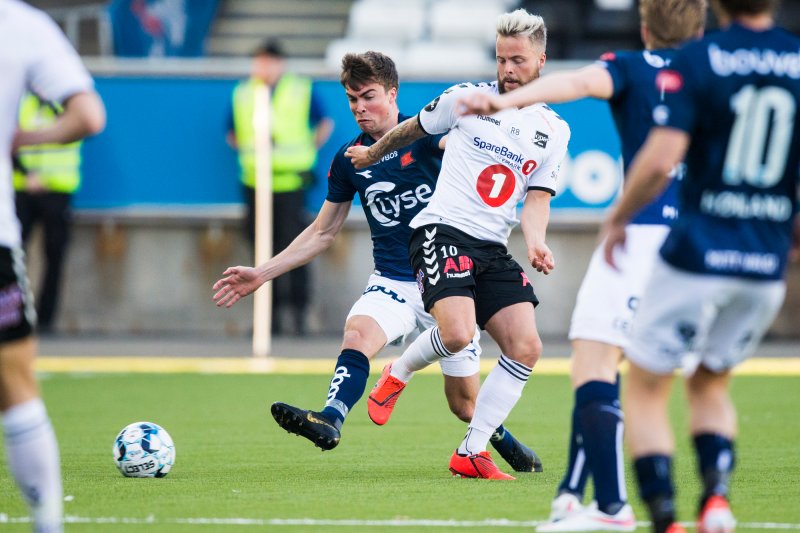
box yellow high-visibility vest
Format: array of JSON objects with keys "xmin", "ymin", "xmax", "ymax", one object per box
[
  {"xmin": 13, "ymin": 93, "xmax": 82, "ymax": 194},
  {"xmin": 232, "ymin": 73, "xmax": 317, "ymax": 192}
]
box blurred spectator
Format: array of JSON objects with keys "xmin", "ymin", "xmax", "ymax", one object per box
[
  {"xmin": 13, "ymin": 92, "xmax": 84, "ymax": 334},
  {"xmin": 227, "ymin": 38, "xmax": 333, "ymax": 335}
]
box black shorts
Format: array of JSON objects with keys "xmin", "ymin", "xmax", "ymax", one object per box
[
  {"xmin": 0, "ymin": 246, "xmax": 35, "ymax": 342},
  {"xmin": 408, "ymin": 224, "xmax": 538, "ymax": 329}
]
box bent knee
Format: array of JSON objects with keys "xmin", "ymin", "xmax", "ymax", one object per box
[
  {"xmin": 438, "ymin": 327, "xmax": 474, "ymax": 355},
  {"xmin": 441, "ymin": 334, "xmax": 473, "ymax": 355},
  {"xmin": 341, "ymin": 329, "xmax": 364, "ymax": 348},
  {"xmin": 505, "ymin": 335, "xmax": 542, "ymax": 368}
]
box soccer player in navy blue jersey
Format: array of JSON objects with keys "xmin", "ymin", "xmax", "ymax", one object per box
[
  {"xmin": 212, "ymin": 51, "xmax": 539, "ymax": 472},
  {"xmin": 459, "ymin": 1, "xmax": 705, "ymax": 528},
  {"xmin": 601, "ymin": 1, "xmax": 800, "ymax": 532}
]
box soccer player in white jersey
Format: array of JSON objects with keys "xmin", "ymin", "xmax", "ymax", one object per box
[
  {"xmin": 602, "ymin": 0, "xmax": 800, "ymax": 531},
  {"xmin": 213, "ymin": 51, "xmax": 540, "ymax": 473},
  {"xmin": 458, "ymin": 0, "xmax": 706, "ymax": 528},
  {"xmin": 0, "ymin": 2, "xmax": 105, "ymax": 531},
  {"xmin": 347, "ymin": 8, "xmax": 570, "ymax": 479}
]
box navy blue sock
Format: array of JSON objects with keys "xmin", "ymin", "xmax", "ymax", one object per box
[
  {"xmin": 319, "ymin": 349, "xmax": 370, "ymax": 427},
  {"xmin": 575, "ymin": 379, "xmax": 626, "ymax": 514},
  {"xmin": 694, "ymin": 433, "xmax": 735, "ymax": 509},
  {"xmin": 557, "ymin": 403, "xmax": 590, "ymax": 498},
  {"xmin": 634, "ymin": 454, "xmax": 675, "ymax": 533},
  {"xmin": 489, "ymin": 424, "xmax": 515, "ymax": 455}
]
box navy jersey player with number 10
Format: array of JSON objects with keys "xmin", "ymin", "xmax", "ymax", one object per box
[
  {"xmin": 213, "ymin": 51, "xmax": 539, "ymax": 473},
  {"xmin": 602, "ymin": 0, "xmax": 800, "ymax": 532}
]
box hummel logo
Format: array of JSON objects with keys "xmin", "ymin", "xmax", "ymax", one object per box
[
  {"xmin": 428, "ymin": 273, "xmax": 440, "ymax": 285},
  {"xmin": 357, "ymin": 170, "xmax": 373, "ymax": 179}
]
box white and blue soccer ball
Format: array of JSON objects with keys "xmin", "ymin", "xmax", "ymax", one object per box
[{"xmin": 113, "ymin": 421, "xmax": 175, "ymax": 478}]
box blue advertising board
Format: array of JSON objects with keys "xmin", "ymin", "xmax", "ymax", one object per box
[{"xmin": 77, "ymin": 76, "xmax": 622, "ymax": 213}]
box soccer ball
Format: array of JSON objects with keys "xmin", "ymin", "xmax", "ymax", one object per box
[{"xmin": 113, "ymin": 421, "xmax": 175, "ymax": 478}]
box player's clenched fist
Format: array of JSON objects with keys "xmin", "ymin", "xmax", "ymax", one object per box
[
  {"xmin": 457, "ymin": 92, "xmax": 506, "ymax": 116},
  {"xmin": 344, "ymin": 145, "xmax": 375, "ymax": 169},
  {"xmin": 212, "ymin": 266, "xmax": 263, "ymax": 308}
]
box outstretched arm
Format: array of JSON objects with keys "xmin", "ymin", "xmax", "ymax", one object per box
[
  {"xmin": 458, "ymin": 64, "xmax": 614, "ymax": 115},
  {"xmin": 13, "ymin": 92, "xmax": 105, "ymax": 149},
  {"xmin": 344, "ymin": 116, "xmax": 427, "ymax": 169},
  {"xmin": 212, "ymin": 200, "xmax": 351, "ymax": 308},
  {"xmin": 520, "ymin": 190, "xmax": 555, "ymax": 275},
  {"xmin": 600, "ymin": 127, "xmax": 689, "ymax": 269}
]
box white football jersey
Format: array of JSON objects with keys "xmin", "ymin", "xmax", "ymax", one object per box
[
  {"xmin": 411, "ymin": 81, "xmax": 570, "ymax": 245},
  {"xmin": 0, "ymin": 0, "xmax": 94, "ymax": 247}
]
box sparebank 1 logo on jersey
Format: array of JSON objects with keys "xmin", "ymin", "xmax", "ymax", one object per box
[{"xmin": 364, "ymin": 182, "xmax": 434, "ymax": 226}]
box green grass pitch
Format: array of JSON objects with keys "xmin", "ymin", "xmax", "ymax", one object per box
[{"xmin": 0, "ymin": 371, "xmax": 798, "ymax": 531}]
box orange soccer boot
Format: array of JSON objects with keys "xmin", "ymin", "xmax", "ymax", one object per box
[
  {"xmin": 367, "ymin": 363, "xmax": 406, "ymax": 425},
  {"xmin": 448, "ymin": 450, "xmax": 515, "ymax": 480}
]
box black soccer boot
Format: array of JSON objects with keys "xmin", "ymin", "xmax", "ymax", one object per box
[
  {"xmin": 492, "ymin": 435, "xmax": 544, "ymax": 473},
  {"xmin": 270, "ymin": 402, "xmax": 341, "ymax": 451}
]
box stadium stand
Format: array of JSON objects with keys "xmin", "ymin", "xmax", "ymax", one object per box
[
  {"xmin": 346, "ymin": 0, "xmax": 426, "ymax": 43},
  {"xmin": 26, "ymin": 0, "xmax": 800, "ymax": 63},
  {"xmin": 429, "ymin": 0, "xmax": 503, "ymax": 46},
  {"xmin": 209, "ymin": 0, "xmax": 353, "ymax": 58},
  {"xmin": 27, "ymin": 0, "xmax": 111, "ymax": 55}
]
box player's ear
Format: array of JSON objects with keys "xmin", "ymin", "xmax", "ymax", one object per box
[{"xmin": 388, "ymin": 86, "xmax": 398, "ymax": 104}]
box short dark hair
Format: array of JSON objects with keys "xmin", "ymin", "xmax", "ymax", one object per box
[
  {"xmin": 339, "ymin": 51, "xmax": 399, "ymax": 92},
  {"xmin": 713, "ymin": 0, "xmax": 779, "ymax": 16},
  {"xmin": 253, "ymin": 38, "xmax": 285, "ymax": 58}
]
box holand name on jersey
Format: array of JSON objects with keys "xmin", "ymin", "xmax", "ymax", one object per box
[
  {"xmin": 700, "ymin": 190, "xmax": 793, "ymax": 222},
  {"xmin": 709, "ymin": 43, "xmax": 800, "ymax": 78},
  {"xmin": 472, "ymin": 136, "xmax": 525, "ymax": 166},
  {"xmin": 704, "ymin": 249, "xmax": 780, "ymax": 276},
  {"xmin": 365, "ymin": 182, "xmax": 433, "ymax": 227}
]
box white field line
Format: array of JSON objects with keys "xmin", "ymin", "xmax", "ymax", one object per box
[{"xmin": 0, "ymin": 515, "xmax": 799, "ymax": 529}]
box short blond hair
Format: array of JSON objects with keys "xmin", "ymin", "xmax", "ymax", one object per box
[
  {"xmin": 496, "ymin": 8, "xmax": 547, "ymax": 51},
  {"xmin": 640, "ymin": 0, "xmax": 707, "ymax": 49}
]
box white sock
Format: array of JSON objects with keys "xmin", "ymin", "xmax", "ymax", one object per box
[
  {"xmin": 4, "ymin": 398, "xmax": 63, "ymax": 532},
  {"xmin": 391, "ymin": 326, "xmax": 454, "ymax": 383},
  {"xmin": 457, "ymin": 354, "xmax": 532, "ymax": 455}
]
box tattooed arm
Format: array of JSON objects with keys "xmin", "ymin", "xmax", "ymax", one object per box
[{"xmin": 344, "ymin": 116, "xmax": 427, "ymax": 169}]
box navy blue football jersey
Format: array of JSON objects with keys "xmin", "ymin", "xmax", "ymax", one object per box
[
  {"xmin": 601, "ymin": 49, "xmax": 681, "ymax": 224},
  {"xmin": 655, "ymin": 23, "xmax": 800, "ymax": 280},
  {"xmin": 327, "ymin": 114, "xmax": 444, "ymax": 281}
]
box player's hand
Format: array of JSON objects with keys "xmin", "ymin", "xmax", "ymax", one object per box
[
  {"xmin": 600, "ymin": 219, "xmax": 627, "ymax": 271},
  {"xmin": 457, "ymin": 93, "xmax": 505, "ymax": 116},
  {"xmin": 212, "ymin": 266, "xmax": 263, "ymax": 308},
  {"xmin": 344, "ymin": 145, "xmax": 376, "ymax": 169},
  {"xmin": 528, "ymin": 242, "xmax": 555, "ymax": 275}
]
